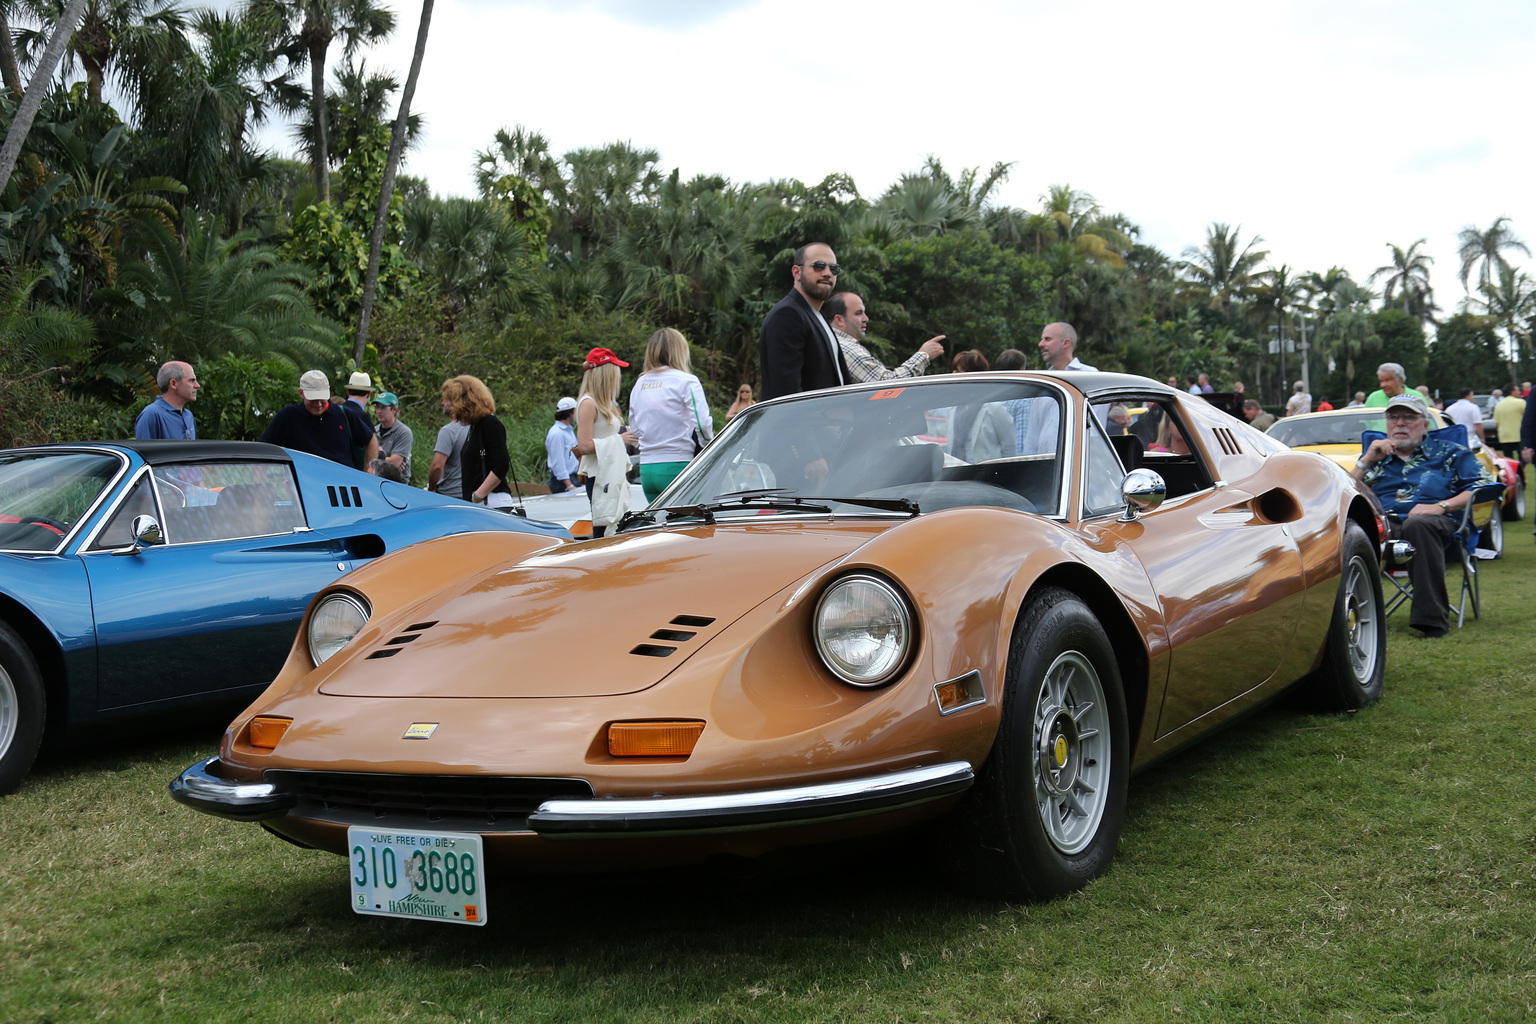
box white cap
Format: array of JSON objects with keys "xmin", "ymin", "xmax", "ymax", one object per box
[
  {"xmin": 299, "ymin": 370, "xmax": 330, "ymax": 400},
  {"xmin": 556, "ymin": 396, "xmax": 577, "ymax": 412}
]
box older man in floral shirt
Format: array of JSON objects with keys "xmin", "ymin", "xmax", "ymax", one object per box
[{"xmin": 1350, "ymin": 391, "xmax": 1494, "ymax": 638}]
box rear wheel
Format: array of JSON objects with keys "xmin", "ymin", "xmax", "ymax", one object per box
[
  {"xmin": 1502, "ymin": 475, "xmax": 1525, "ymax": 522},
  {"xmin": 1309, "ymin": 522, "xmax": 1386, "ymax": 710},
  {"xmin": 966, "ymin": 589, "xmax": 1129, "ymax": 901},
  {"xmin": 0, "ymin": 622, "xmax": 46, "ymax": 795},
  {"xmin": 1479, "ymin": 506, "xmax": 1505, "ymax": 560}
]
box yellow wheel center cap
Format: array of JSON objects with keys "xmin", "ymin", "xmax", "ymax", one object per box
[{"xmin": 1055, "ymin": 735, "xmax": 1069, "ymax": 767}]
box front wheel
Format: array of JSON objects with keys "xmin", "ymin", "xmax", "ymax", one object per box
[
  {"xmin": 1502, "ymin": 475, "xmax": 1525, "ymax": 521},
  {"xmin": 0, "ymin": 622, "xmax": 46, "ymax": 795},
  {"xmin": 965, "ymin": 588, "xmax": 1129, "ymax": 901},
  {"xmin": 1479, "ymin": 505, "xmax": 1505, "ymax": 560},
  {"xmin": 1309, "ymin": 521, "xmax": 1386, "ymax": 710}
]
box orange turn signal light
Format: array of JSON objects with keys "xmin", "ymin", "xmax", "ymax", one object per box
[
  {"xmin": 607, "ymin": 720, "xmax": 705, "ymax": 758},
  {"xmin": 248, "ymin": 716, "xmax": 293, "ymax": 751}
]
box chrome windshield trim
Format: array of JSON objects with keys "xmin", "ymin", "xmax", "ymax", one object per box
[
  {"xmin": 0, "ymin": 446, "xmax": 130, "ymax": 555},
  {"xmin": 528, "ymin": 760, "xmax": 974, "ymax": 838}
]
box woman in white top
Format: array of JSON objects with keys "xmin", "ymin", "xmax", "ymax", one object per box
[
  {"xmin": 573, "ymin": 347, "xmax": 635, "ymax": 537},
  {"xmin": 629, "ymin": 328, "xmax": 715, "ymax": 502}
]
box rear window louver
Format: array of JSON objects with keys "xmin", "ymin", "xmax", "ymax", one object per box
[
  {"xmin": 1212, "ymin": 427, "xmax": 1244, "ymax": 456},
  {"xmin": 328, "ymin": 485, "xmax": 365, "ymax": 508}
]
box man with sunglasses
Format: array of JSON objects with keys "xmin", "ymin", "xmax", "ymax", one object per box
[
  {"xmin": 1350, "ymin": 391, "xmax": 1493, "ymax": 638},
  {"xmin": 758, "ymin": 243, "xmax": 850, "ymax": 400}
]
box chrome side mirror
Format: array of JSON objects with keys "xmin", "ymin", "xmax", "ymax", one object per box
[
  {"xmin": 111, "ymin": 514, "xmax": 162, "ymax": 556},
  {"xmin": 1118, "ymin": 468, "xmax": 1166, "ymax": 522}
]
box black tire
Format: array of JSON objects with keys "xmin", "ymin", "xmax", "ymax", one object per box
[
  {"xmin": 1309, "ymin": 521, "xmax": 1386, "ymax": 711},
  {"xmin": 966, "ymin": 588, "xmax": 1129, "ymax": 901},
  {"xmin": 1502, "ymin": 476, "xmax": 1525, "ymax": 522},
  {"xmin": 0, "ymin": 622, "xmax": 46, "ymax": 795}
]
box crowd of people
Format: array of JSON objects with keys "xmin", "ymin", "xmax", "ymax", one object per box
[{"xmin": 131, "ymin": 239, "xmax": 1536, "ymax": 543}]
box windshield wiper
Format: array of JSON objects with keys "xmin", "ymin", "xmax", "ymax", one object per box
[{"xmin": 617, "ymin": 493, "xmax": 919, "ymax": 531}]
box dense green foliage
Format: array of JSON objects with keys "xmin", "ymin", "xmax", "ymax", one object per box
[{"xmin": 2, "ymin": 6, "xmax": 1535, "ymax": 449}]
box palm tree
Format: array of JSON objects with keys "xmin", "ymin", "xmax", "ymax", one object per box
[
  {"xmin": 1471, "ymin": 265, "xmax": 1536, "ymax": 376},
  {"xmin": 1313, "ymin": 279, "xmax": 1380, "ymax": 398},
  {"xmin": 1179, "ymin": 222, "xmax": 1268, "ymax": 316},
  {"xmin": 1368, "ymin": 239, "xmax": 1436, "ymax": 322},
  {"xmin": 0, "ymin": 0, "xmax": 86, "ymax": 192},
  {"xmin": 246, "ymin": 0, "xmax": 395, "ymax": 203},
  {"xmin": 354, "ymin": 0, "xmax": 430, "ymax": 364},
  {"xmin": 1456, "ymin": 216, "xmax": 1529, "ymax": 297},
  {"xmin": 289, "ymin": 55, "xmax": 421, "ymax": 169},
  {"xmin": 15, "ymin": 0, "xmax": 190, "ymax": 108},
  {"xmin": 1, "ymin": 2, "xmax": 25, "ymax": 95}
]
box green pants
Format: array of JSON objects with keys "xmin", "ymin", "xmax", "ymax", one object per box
[{"xmin": 641, "ymin": 461, "xmax": 688, "ymax": 503}]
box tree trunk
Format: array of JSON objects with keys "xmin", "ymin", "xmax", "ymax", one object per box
[
  {"xmin": 0, "ymin": 0, "xmax": 88, "ymax": 194},
  {"xmin": 309, "ymin": 40, "xmax": 329, "ymax": 202},
  {"xmin": 0, "ymin": 11, "xmax": 23, "ymax": 98},
  {"xmin": 353, "ymin": 0, "xmax": 432, "ymax": 366}
]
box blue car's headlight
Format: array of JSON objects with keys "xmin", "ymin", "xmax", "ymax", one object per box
[
  {"xmin": 813, "ymin": 573, "xmax": 913, "ymax": 687},
  {"xmin": 307, "ymin": 592, "xmax": 370, "ymax": 666}
]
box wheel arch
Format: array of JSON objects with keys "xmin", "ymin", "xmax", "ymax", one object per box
[
  {"xmin": 1019, "ymin": 563, "xmax": 1149, "ymax": 755},
  {"xmin": 0, "ymin": 593, "xmax": 69, "ymax": 730}
]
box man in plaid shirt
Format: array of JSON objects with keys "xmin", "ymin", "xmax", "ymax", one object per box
[{"xmin": 824, "ymin": 292, "xmax": 945, "ymax": 383}]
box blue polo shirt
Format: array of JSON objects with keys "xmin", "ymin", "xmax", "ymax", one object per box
[
  {"xmin": 134, "ymin": 396, "xmax": 196, "ymax": 440},
  {"xmin": 1361, "ymin": 436, "xmax": 1493, "ymax": 516},
  {"xmin": 259, "ymin": 402, "xmax": 374, "ymax": 466}
]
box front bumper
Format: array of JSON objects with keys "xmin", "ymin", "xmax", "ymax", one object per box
[{"xmin": 170, "ymin": 757, "xmax": 975, "ymax": 836}]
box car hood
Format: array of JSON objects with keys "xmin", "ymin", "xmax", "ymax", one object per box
[{"xmin": 319, "ymin": 521, "xmax": 887, "ymax": 699}]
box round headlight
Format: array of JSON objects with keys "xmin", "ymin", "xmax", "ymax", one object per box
[
  {"xmin": 307, "ymin": 592, "xmax": 370, "ymax": 666},
  {"xmin": 813, "ymin": 573, "xmax": 913, "ymax": 687}
]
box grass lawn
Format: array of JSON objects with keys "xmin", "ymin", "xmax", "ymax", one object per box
[{"xmin": 3, "ymin": 504, "xmax": 1534, "ymax": 1023}]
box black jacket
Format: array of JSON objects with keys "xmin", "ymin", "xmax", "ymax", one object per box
[
  {"xmin": 462, "ymin": 415, "xmax": 511, "ymax": 500},
  {"xmin": 758, "ymin": 288, "xmax": 847, "ymax": 400}
]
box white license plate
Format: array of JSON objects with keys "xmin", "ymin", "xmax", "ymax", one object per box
[{"xmin": 347, "ymin": 826, "xmax": 487, "ymax": 926}]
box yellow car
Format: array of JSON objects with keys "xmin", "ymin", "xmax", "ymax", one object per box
[{"xmin": 1267, "ymin": 406, "xmax": 1512, "ymax": 558}]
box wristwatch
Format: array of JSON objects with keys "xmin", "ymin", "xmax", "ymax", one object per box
[
  {"xmin": 1354, "ymin": 457, "xmax": 1371, "ymax": 470},
  {"xmin": 1438, "ymin": 500, "xmax": 1451, "ymax": 512}
]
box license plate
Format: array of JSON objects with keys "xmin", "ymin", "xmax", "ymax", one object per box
[{"xmin": 347, "ymin": 827, "xmax": 487, "ymax": 926}]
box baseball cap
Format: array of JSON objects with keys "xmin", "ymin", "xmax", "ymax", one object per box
[
  {"xmin": 556, "ymin": 396, "xmax": 577, "ymax": 412},
  {"xmin": 347, "ymin": 370, "xmax": 375, "ymax": 392},
  {"xmin": 373, "ymin": 391, "xmax": 399, "ymax": 407},
  {"xmin": 299, "ymin": 370, "xmax": 330, "ymax": 400},
  {"xmin": 1384, "ymin": 392, "xmax": 1427, "ymax": 416},
  {"xmin": 584, "ymin": 347, "xmax": 629, "ymax": 369}
]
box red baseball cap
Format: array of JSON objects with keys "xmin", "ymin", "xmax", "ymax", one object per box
[{"xmin": 584, "ymin": 347, "xmax": 629, "ymax": 369}]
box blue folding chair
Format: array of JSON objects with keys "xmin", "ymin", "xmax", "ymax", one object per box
[{"xmin": 1367, "ymin": 424, "xmax": 1504, "ymax": 627}]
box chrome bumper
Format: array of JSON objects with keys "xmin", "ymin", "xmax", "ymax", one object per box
[
  {"xmin": 169, "ymin": 756, "xmax": 975, "ymax": 835},
  {"xmin": 170, "ymin": 756, "xmax": 296, "ymax": 822},
  {"xmin": 527, "ymin": 761, "xmax": 975, "ymax": 839}
]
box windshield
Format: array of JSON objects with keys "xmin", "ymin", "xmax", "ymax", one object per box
[
  {"xmin": 1267, "ymin": 411, "xmax": 1388, "ymax": 448},
  {"xmin": 650, "ymin": 380, "xmax": 1065, "ymax": 522},
  {"xmin": 0, "ymin": 451, "xmax": 123, "ymax": 551}
]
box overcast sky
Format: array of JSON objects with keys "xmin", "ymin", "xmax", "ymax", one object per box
[{"xmin": 253, "ymin": 0, "xmax": 1534, "ymax": 309}]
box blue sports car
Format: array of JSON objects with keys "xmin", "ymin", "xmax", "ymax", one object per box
[{"xmin": 0, "ymin": 440, "xmax": 570, "ymax": 793}]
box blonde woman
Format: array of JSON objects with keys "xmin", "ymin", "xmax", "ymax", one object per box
[
  {"xmin": 442, "ymin": 375, "xmax": 513, "ymax": 508},
  {"xmin": 629, "ymin": 328, "xmax": 714, "ymax": 502},
  {"xmin": 727, "ymin": 384, "xmax": 755, "ymax": 420},
  {"xmin": 573, "ymin": 348, "xmax": 635, "ymax": 537}
]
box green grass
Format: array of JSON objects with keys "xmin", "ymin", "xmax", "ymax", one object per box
[{"xmin": 4, "ymin": 501, "xmax": 1536, "ymax": 1023}]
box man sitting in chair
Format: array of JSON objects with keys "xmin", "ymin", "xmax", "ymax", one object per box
[{"xmin": 1349, "ymin": 392, "xmax": 1494, "ymax": 639}]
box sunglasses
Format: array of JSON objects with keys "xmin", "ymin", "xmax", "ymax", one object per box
[{"xmin": 803, "ymin": 260, "xmax": 841, "ymax": 274}]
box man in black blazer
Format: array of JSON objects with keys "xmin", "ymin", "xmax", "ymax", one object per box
[{"xmin": 758, "ymin": 243, "xmax": 849, "ymax": 400}]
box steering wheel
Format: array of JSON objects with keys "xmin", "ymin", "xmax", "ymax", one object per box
[{"xmin": 18, "ymin": 515, "xmax": 68, "ymax": 532}]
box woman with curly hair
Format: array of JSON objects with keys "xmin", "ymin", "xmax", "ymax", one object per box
[{"xmin": 442, "ymin": 375, "xmax": 513, "ymax": 509}]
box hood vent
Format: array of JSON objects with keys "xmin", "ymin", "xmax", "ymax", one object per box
[
  {"xmin": 366, "ymin": 620, "xmax": 441, "ymax": 660},
  {"xmin": 628, "ymin": 614, "xmax": 717, "ymax": 658}
]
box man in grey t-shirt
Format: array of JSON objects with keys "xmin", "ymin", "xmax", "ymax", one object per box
[
  {"xmin": 428, "ymin": 417, "xmax": 470, "ymax": 498},
  {"xmin": 372, "ymin": 392, "xmax": 415, "ymax": 483}
]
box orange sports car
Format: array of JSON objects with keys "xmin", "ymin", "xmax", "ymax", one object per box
[{"xmin": 173, "ymin": 374, "xmax": 1389, "ymax": 925}]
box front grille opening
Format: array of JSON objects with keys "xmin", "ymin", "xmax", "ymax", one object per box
[
  {"xmin": 264, "ymin": 770, "xmax": 593, "ymax": 830},
  {"xmin": 630, "ymin": 644, "xmax": 676, "ymax": 657},
  {"xmin": 670, "ymin": 615, "xmax": 714, "ymax": 627}
]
